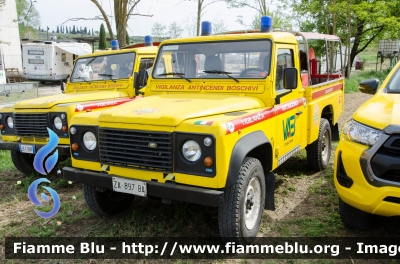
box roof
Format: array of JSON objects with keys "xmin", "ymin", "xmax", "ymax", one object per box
[{"xmin": 159, "ymin": 31, "xmax": 299, "ymax": 45}]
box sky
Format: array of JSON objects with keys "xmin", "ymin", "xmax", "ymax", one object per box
[{"xmin": 33, "ymin": 0, "xmax": 272, "ymax": 37}]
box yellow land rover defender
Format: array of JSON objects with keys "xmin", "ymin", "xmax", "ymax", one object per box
[
  {"xmin": 64, "ymin": 17, "xmax": 345, "ymax": 243},
  {"xmin": 335, "ymin": 60, "xmax": 400, "ymax": 230},
  {"xmin": 0, "ymin": 43, "xmax": 157, "ymax": 175}
]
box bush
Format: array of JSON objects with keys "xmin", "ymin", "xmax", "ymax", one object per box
[{"xmin": 345, "ymin": 70, "xmax": 388, "ymax": 93}]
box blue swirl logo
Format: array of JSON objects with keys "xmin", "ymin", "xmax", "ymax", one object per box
[
  {"xmin": 33, "ymin": 128, "xmax": 59, "ymax": 175},
  {"xmin": 28, "ymin": 178, "xmax": 60, "ymax": 218}
]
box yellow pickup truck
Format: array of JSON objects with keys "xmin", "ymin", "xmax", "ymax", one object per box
[
  {"xmin": 335, "ymin": 60, "xmax": 400, "ymax": 230},
  {"xmin": 63, "ymin": 17, "xmax": 345, "ymax": 244},
  {"xmin": 0, "ymin": 43, "xmax": 157, "ymax": 175}
]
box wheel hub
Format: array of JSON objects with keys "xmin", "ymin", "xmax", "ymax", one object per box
[
  {"xmin": 321, "ymin": 130, "xmax": 330, "ymax": 161},
  {"xmin": 244, "ymin": 177, "xmax": 262, "ymax": 230}
]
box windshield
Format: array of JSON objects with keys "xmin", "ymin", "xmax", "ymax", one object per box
[
  {"xmin": 387, "ymin": 66, "xmax": 400, "ymax": 93},
  {"xmin": 152, "ymin": 40, "xmax": 272, "ymax": 80},
  {"xmin": 70, "ymin": 52, "xmax": 136, "ymax": 83}
]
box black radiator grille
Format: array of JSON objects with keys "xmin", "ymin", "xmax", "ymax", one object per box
[
  {"xmin": 380, "ymin": 170, "xmax": 400, "ymax": 183},
  {"xmin": 14, "ymin": 113, "xmax": 49, "ymax": 137},
  {"xmin": 99, "ymin": 128, "xmax": 173, "ymax": 172}
]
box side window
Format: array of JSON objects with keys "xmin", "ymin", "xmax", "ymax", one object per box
[
  {"xmin": 138, "ymin": 58, "xmax": 155, "ymax": 86},
  {"xmin": 276, "ymin": 49, "xmax": 294, "ymax": 90}
]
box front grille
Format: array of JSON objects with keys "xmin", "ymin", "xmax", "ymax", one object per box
[
  {"xmin": 383, "ymin": 136, "xmax": 400, "ymax": 156},
  {"xmin": 99, "ymin": 128, "xmax": 173, "ymax": 172},
  {"xmin": 14, "ymin": 113, "xmax": 49, "ymax": 137},
  {"xmin": 380, "ymin": 170, "xmax": 400, "ymax": 183}
]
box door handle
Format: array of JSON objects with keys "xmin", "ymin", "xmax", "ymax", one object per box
[{"xmin": 296, "ymin": 111, "xmax": 303, "ymax": 115}]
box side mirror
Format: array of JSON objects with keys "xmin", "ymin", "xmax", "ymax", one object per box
[
  {"xmin": 133, "ymin": 72, "xmax": 140, "ymax": 89},
  {"xmin": 283, "ymin": 67, "xmax": 298, "ymax": 89},
  {"xmin": 359, "ymin": 79, "xmax": 379, "ymax": 95}
]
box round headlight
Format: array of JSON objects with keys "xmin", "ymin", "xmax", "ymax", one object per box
[
  {"xmin": 6, "ymin": 116, "xmax": 13, "ymax": 129},
  {"xmin": 182, "ymin": 140, "xmax": 202, "ymax": 162},
  {"xmin": 53, "ymin": 116, "xmax": 62, "ymax": 130},
  {"xmin": 83, "ymin": 131, "xmax": 97, "ymax": 151},
  {"xmin": 61, "ymin": 113, "xmax": 66, "ymax": 120}
]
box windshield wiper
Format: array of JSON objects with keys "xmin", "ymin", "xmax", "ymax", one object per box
[
  {"xmin": 98, "ymin": 73, "xmax": 116, "ymax": 83},
  {"xmin": 203, "ymin": 70, "xmax": 239, "ymax": 83},
  {"xmin": 158, "ymin": 72, "xmax": 191, "ymax": 83},
  {"xmin": 73, "ymin": 76, "xmax": 91, "ymax": 83}
]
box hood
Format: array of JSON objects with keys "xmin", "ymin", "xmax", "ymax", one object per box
[
  {"xmin": 353, "ymin": 93, "xmax": 400, "ymax": 130},
  {"xmin": 14, "ymin": 91, "xmax": 129, "ymax": 109},
  {"xmin": 99, "ymin": 94, "xmax": 264, "ymax": 126}
]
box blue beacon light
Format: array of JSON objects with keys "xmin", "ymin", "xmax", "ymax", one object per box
[
  {"xmin": 201, "ymin": 21, "xmax": 212, "ymax": 36},
  {"xmin": 111, "ymin": 39, "xmax": 119, "ymax": 50},
  {"xmin": 144, "ymin": 35, "xmax": 153, "ymax": 46},
  {"xmin": 260, "ymin": 16, "xmax": 272, "ymax": 33}
]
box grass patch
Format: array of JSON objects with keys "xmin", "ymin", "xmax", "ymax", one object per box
[
  {"xmin": 0, "ymin": 150, "xmax": 14, "ymax": 173},
  {"xmin": 345, "ymin": 69, "xmax": 390, "ymax": 93}
]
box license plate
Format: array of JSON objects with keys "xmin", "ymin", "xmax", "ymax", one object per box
[
  {"xmin": 19, "ymin": 144, "xmax": 35, "ymax": 154},
  {"xmin": 112, "ymin": 177, "xmax": 147, "ymax": 197}
]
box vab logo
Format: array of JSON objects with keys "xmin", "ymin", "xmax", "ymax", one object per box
[
  {"xmin": 283, "ymin": 115, "xmax": 296, "ymax": 140},
  {"xmin": 33, "ymin": 128, "xmax": 59, "ymax": 175},
  {"xmin": 28, "ymin": 178, "xmax": 60, "ymax": 218}
]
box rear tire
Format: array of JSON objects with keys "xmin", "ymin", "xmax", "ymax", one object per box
[
  {"xmin": 339, "ymin": 198, "xmax": 378, "ymax": 230},
  {"xmin": 306, "ymin": 118, "xmax": 331, "ymax": 171},
  {"xmin": 219, "ymin": 157, "xmax": 266, "ymax": 245},
  {"xmin": 83, "ymin": 184, "xmax": 134, "ymax": 217},
  {"xmin": 11, "ymin": 150, "xmax": 35, "ymax": 176}
]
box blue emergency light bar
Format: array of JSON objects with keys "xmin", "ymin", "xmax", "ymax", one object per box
[
  {"xmin": 201, "ymin": 21, "xmax": 212, "ymax": 36},
  {"xmin": 144, "ymin": 35, "xmax": 153, "ymax": 46},
  {"xmin": 111, "ymin": 39, "xmax": 119, "ymax": 50},
  {"xmin": 260, "ymin": 16, "xmax": 272, "ymax": 33}
]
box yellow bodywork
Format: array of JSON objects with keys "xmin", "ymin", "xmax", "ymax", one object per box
[
  {"xmin": 0, "ymin": 46, "xmax": 158, "ymax": 146},
  {"xmin": 334, "ymin": 61, "xmax": 400, "ymax": 216},
  {"xmin": 70, "ymin": 31, "xmax": 344, "ymax": 189}
]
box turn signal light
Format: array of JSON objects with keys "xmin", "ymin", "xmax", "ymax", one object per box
[
  {"xmin": 0, "ymin": 124, "xmax": 4, "ymax": 129},
  {"xmin": 62, "ymin": 126, "xmax": 67, "ymax": 132},
  {"xmin": 71, "ymin": 143, "xmax": 79, "ymax": 151},
  {"xmin": 204, "ymin": 157, "xmax": 213, "ymax": 167}
]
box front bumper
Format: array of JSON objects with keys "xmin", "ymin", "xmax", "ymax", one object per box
[
  {"xmin": 334, "ymin": 126, "xmax": 400, "ymax": 217},
  {"xmin": 63, "ymin": 167, "xmax": 224, "ymax": 207},
  {"xmin": 0, "ymin": 140, "xmax": 71, "ymax": 156}
]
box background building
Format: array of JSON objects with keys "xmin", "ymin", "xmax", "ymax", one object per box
[{"xmin": 0, "ymin": 0, "xmax": 23, "ymax": 74}]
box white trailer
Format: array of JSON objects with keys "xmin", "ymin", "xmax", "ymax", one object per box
[{"xmin": 22, "ymin": 41, "xmax": 92, "ymax": 83}]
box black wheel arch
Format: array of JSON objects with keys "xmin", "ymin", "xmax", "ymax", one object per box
[
  {"xmin": 225, "ymin": 131, "xmax": 275, "ymax": 210},
  {"xmin": 321, "ymin": 104, "xmax": 339, "ymax": 141}
]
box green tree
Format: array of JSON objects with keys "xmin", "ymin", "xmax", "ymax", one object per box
[
  {"xmin": 99, "ymin": 23, "xmax": 107, "ymax": 50},
  {"xmin": 212, "ymin": 18, "xmax": 228, "ymax": 34},
  {"xmin": 282, "ymin": 0, "xmax": 400, "ymax": 75},
  {"xmin": 88, "ymin": 0, "xmax": 153, "ymax": 47},
  {"xmin": 16, "ymin": 0, "xmax": 41, "ymax": 37},
  {"xmin": 126, "ymin": 31, "xmax": 130, "ymax": 45},
  {"xmin": 167, "ymin": 21, "xmax": 183, "ymax": 39},
  {"xmin": 226, "ymin": 0, "xmax": 269, "ymax": 15},
  {"xmin": 151, "ymin": 22, "xmax": 166, "ymax": 38}
]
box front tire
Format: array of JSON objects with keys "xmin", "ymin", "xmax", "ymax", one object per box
[
  {"xmin": 306, "ymin": 118, "xmax": 332, "ymax": 171},
  {"xmin": 83, "ymin": 184, "xmax": 134, "ymax": 217},
  {"xmin": 219, "ymin": 157, "xmax": 266, "ymax": 245},
  {"xmin": 11, "ymin": 150, "xmax": 35, "ymax": 176},
  {"xmin": 339, "ymin": 198, "xmax": 378, "ymax": 230}
]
